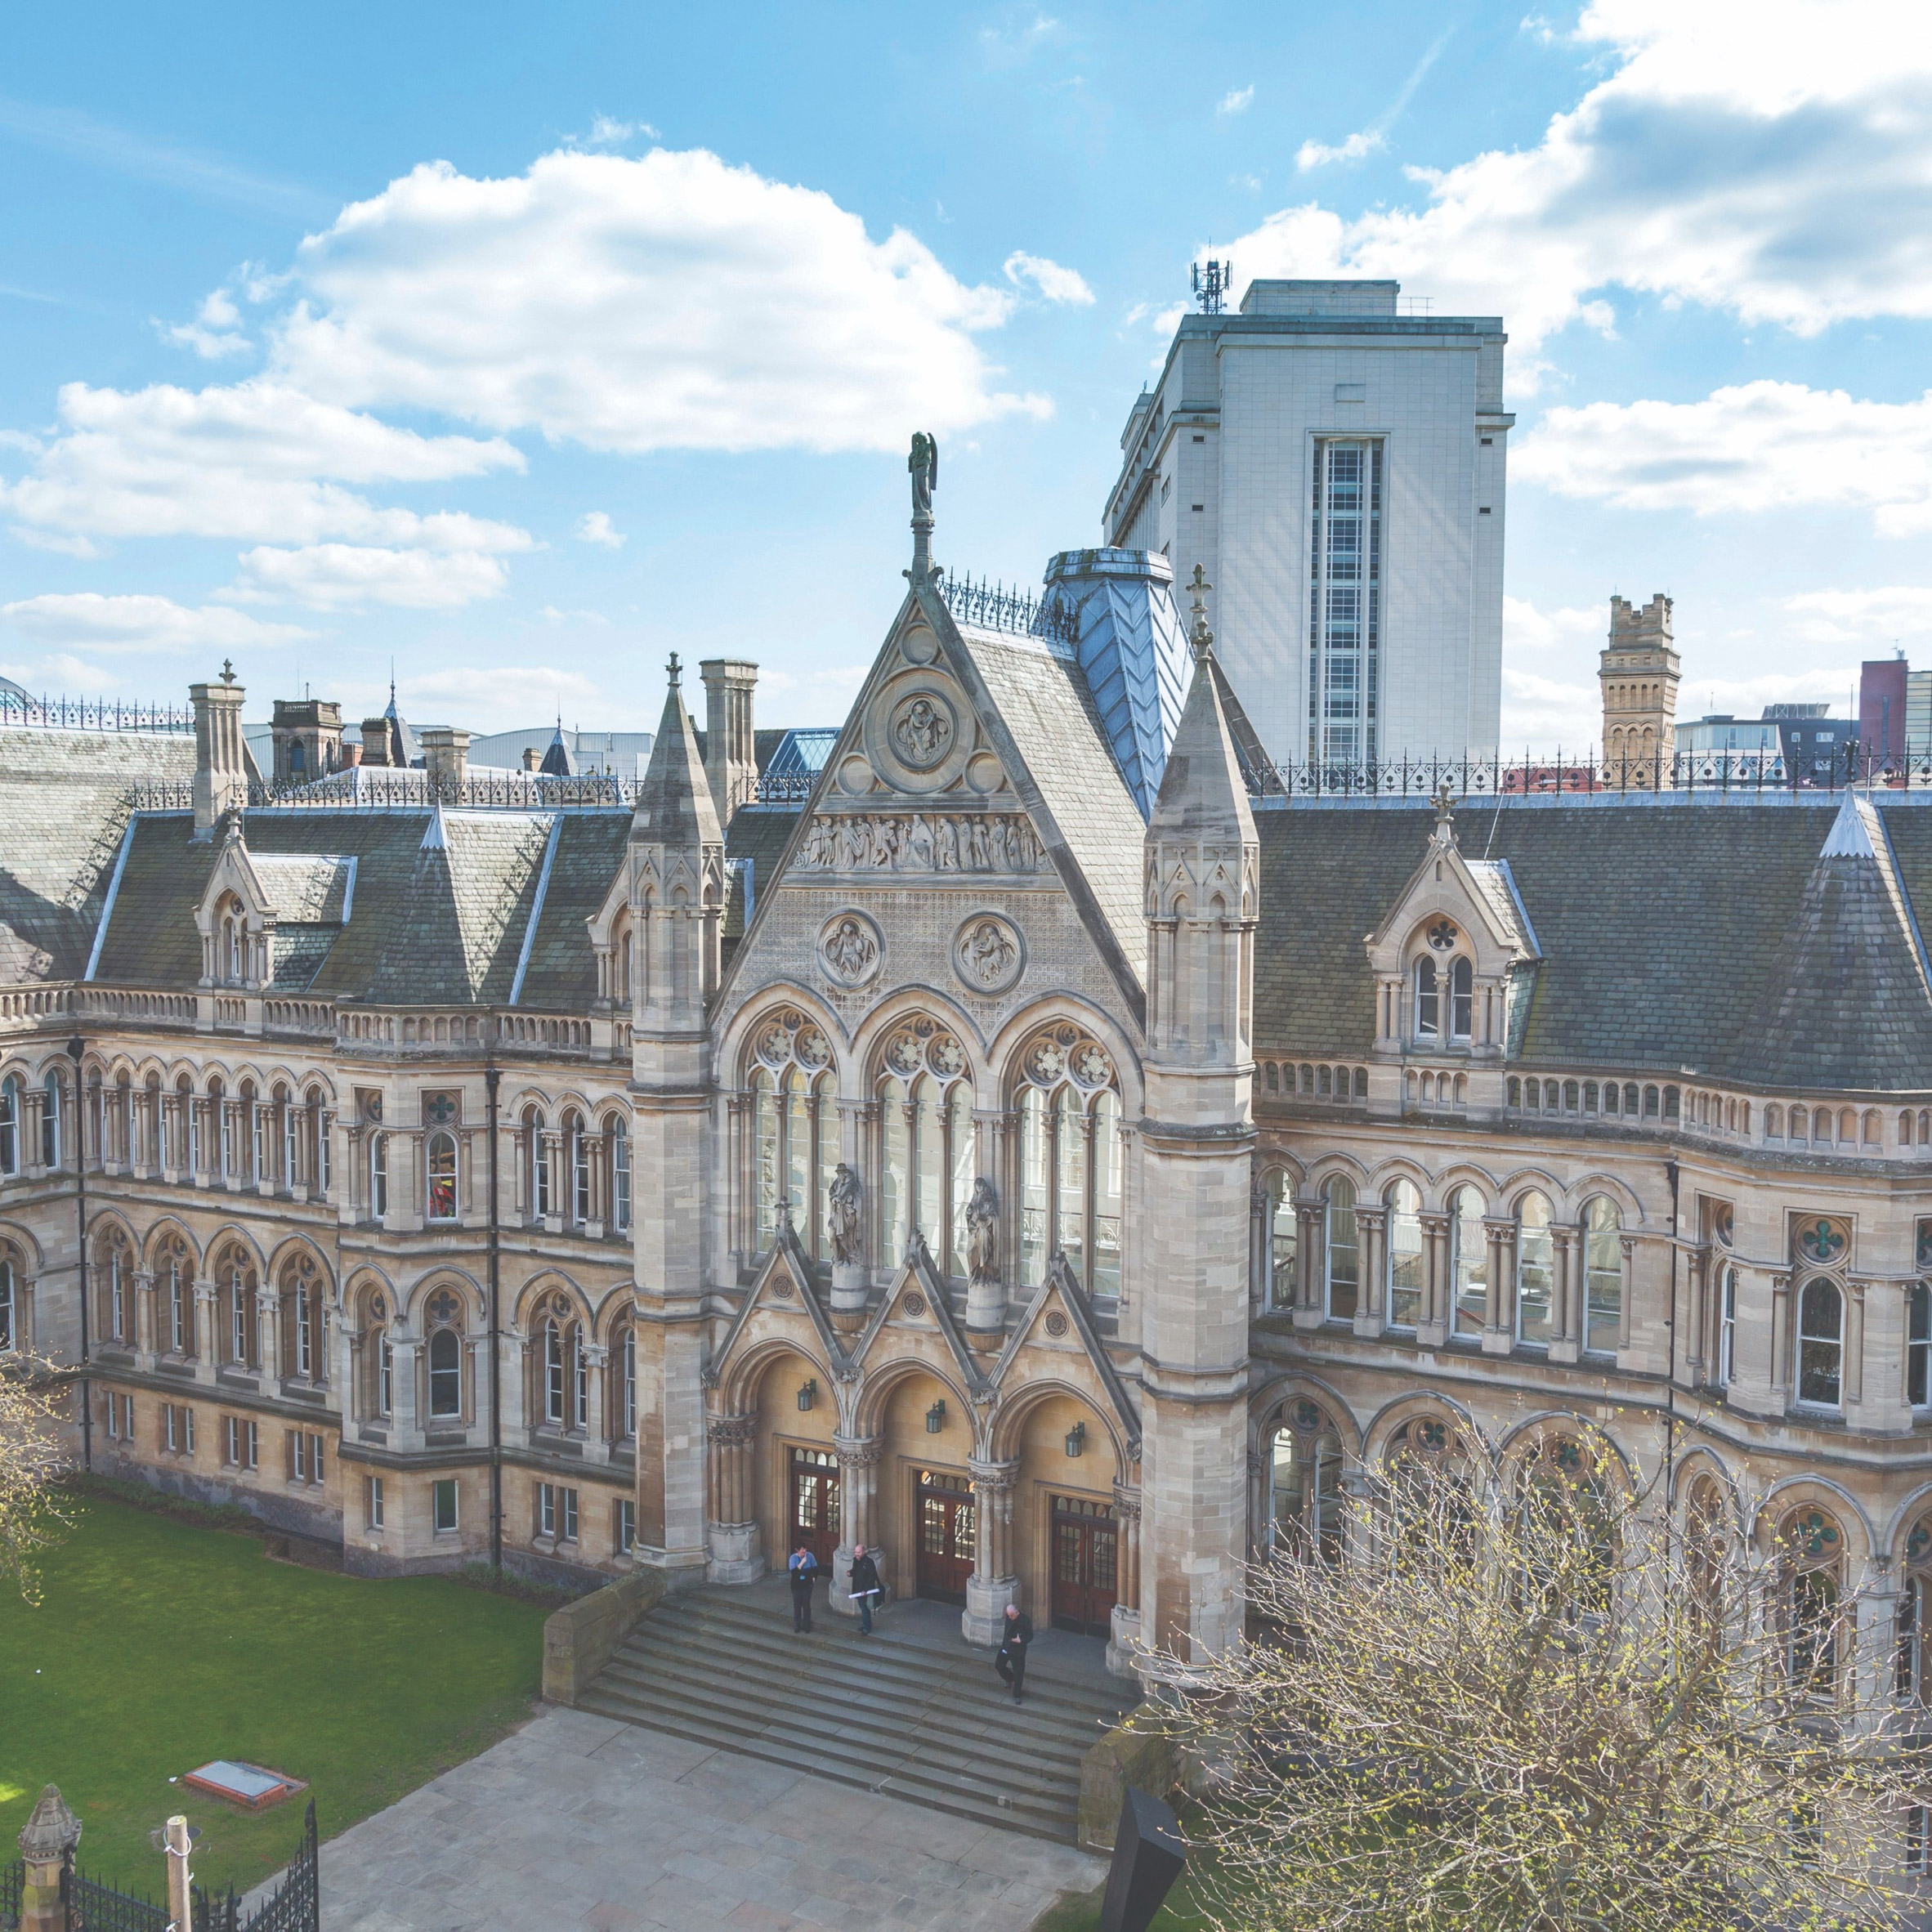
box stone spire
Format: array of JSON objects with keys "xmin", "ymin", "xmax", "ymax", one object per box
[
  {"xmin": 1137, "ymin": 588, "xmax": 1259, "ymax": 1668},
  {"xmin": 627, "ymin": 651, "xmax": 725, "ymax": 1582}
]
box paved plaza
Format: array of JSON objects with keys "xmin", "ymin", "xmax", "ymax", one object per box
[{"xmin": 315, "ymin": 1704, "xmax": 1106, "ymax": 1932}]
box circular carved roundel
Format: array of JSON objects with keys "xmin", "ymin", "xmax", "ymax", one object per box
[
  {"xmin": 888, "ymin": 691, "xmax": 955, "ymax": 771},
  {"xmin": 901, "ymin": 1290, "xmax": 927, "ymax": 1317},
  {"xmin": 953, "ymin": 914, "xmax": 1024, "ymax": 996},
  {"xmin": 818, "ymin": 910, "xmax": 883, "ymax": 987},
  {"xmin": 1044, "ymin": 1310, "xmax": 1070, "ymax": 1339}
]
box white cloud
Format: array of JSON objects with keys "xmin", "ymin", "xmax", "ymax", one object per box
[
  {"xmin": 538, "ymin": 604, "xmax": 610, "ymax": 625},
  {"xmin": 1214, "ymin": 0, "xmax": 1932, "ymax": 349},
  {"xmin": 585, "ymin": 115, "xmax": 657, "ymax": 146},
  {"xmin": 165, "ymin": 287, "xmax": 251, "ymax": 360},
  {"xmin": 0, "ymin": 592, "xmax": 313, "ymax": 651},
  {"xmin": 0, "ymin": 378, "xmax": 525, "ymax": 547},
  {"xmin": 273, "ymin": 148, "xmax": 1049, "ymax": 453},
  {"xmin": 1217, "ymin": 86, "xmax": 1254, "ymax": 117},
  {"xmin": 396, "ymin": 664, "xmax": 606, "ymax": 733},
  {"xmin": 1783, "ymin": 584, "xmax": 1932, "ymax": 644},
  {"xmin": 979, "ymin": 13, "xmax": 1062, "ymax": 67},
  {"xmin": 1516, "ymin": 381, "xmax": 1932, "ymax": 531},
  {"xmin": 226, "ymin": 543, "xmax": 514, "ymax": 610},
  {"xmin": 1296, "ymin": 131, "xmax": 1385, "ymax": 169},
  {"xmin": 1501, "ymin": 594, "xmax": 1609, "ymax": 749},
  {"xmin": 576, "ymin": 511, "xmax": 625, "ymax": 548},
  {"xmin": 1003, "ymin": 251, "xmax": 1095, "ymax": 306}
]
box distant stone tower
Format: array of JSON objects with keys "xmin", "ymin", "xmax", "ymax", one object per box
[
  {"xmin": 1599, "ymin": 594, "xmax": 1679, "ymax": 782},
  {"xmin": 628, "ymin": 654, "xmax": 726, "ymax": 1581},
  {"xmin": 1138, "ymin": 574, "xmax": 1257, "ymax": 1663}
]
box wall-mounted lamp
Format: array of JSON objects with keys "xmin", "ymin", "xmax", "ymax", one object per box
[
  {"xmin": 797, "ymin": 1379, "xmax": 817, "ymax": 1413},
  {"xmin": 925, "ymin": 1398, "xmax": 946, "ymax": 1434},
  {"xmin": 1065, "ymin": 1420, "xmax": 1086, "ymax": 1459}
]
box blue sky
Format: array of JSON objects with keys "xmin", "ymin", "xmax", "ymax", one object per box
[{"xmin": 3, "ymin": 0, "xmax": 1931, "ymax": 750}]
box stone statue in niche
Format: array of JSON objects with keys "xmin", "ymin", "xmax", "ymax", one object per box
[
  {"xmin": 966, "ymin": 1178, "xmax": 1000, "ymax": 1287},
  {"xmin": 830, "ymin": 1163, "xmax": 862, "ymax": 1263}
]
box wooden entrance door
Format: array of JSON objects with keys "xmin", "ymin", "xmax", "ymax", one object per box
[
  {"xmin": 1051, "ymin": 1496, "xmax": 1117, "ymax": 1636},
  {"xmin": 789, "ymin": 1447, "xmax": 840, "ymax": 1570},
  {"xmin": 915, "ymin": 1468, "xmax": 975, "ymax": 1604}
]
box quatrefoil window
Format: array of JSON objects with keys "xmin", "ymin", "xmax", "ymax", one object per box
[{"xmin": 430, "ymin": 1290, "xmax": 459, "ymax": 1326}]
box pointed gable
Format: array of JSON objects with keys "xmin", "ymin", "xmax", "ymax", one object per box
[
  {"xmin": 633, "ymin": 660, "xmax": 722, "ymax": 852},
  {"xmin": 1731, "ymin": 792, "xmax": 1932, "ymax": 1089}
]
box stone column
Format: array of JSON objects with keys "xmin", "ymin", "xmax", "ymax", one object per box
[
  {"xmin": 388, "ymin": 1333, "xmax": 423, "ymax": 1451},
  {"xmin": 581, "ymin": 1341, "xmax": 609, "ymax": 1462},
  {"xmin": 584, "ymin": 1133, "xmax": 606, "ymax": 1239},
  {"xmin": 829, "ymin": 1099, "xmax": 873, "ymax": 1330},
  {"xmin": 1353, "ymin": 1205, "xmax": 1387, "ymax": 1339},
  {"xmin": 964, "ymin": 1456, "xmax": 1020, "ymax": 1643},
  {"xmin": 132, "ymin": 1270, "xmax": 158, "ymax": 1371},
  {"xmin": 1684, "ymin": 1244, "xmax": 1710, "ymax": 1387},
  {"xmin": 257, "ymin": 1284, "xmax": 282, "ymax": 1384},
  {"xmin": 1107, "ymin": 1481, "xmax": 1143, "ymax": 1679},
  {"xmin": 1549, "ymin": 1227, "xmax": 1581, "ymax": 1365},
  {"xmin": 1617, "ymin": 1232, "xmax": 1637, "ymax": 1356},
  {"xmin": 1770, "ymin": 1272, "xmax": 1792, "ymax": 1408},
  {"xmin": 831, "ymin": 1433, "xmax": 883, "ymax": 1614},
  {"xmin": 1293, "ymin": 1199, "xmax": 1326, "ymax": 1330},
  {"xmin": 1417, "ymin": 1211, "xmax": 1451, "ymax": 1348},
  {"xmin": 194, "ymin": 1283, "xmax": 221, "ymax": 1387},
  {"xmin": 705, "ymin": 1412, "xmax": 762, "ymax": 1582},
  {"xmin": 1854, "ymin": 1558, "xmax": 1898, "ymax": 1740},
  {"xmin": 541, "ymin": 1129, "xmax": 566, "ymax": 1232},
  {"xmin": 1482, "ymin": 1217, "xmax": 1516, "ymax": 1356}
]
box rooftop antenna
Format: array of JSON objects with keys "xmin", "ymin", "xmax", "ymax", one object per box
[{"xmin": 1192, "ymin": 255, "xmax": 1232, "ymax": 315}]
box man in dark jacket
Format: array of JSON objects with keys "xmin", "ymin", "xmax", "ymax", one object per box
[
  {"xmin": 995, "ymin": 1602, "xmax": 1034, "ymax": 1702},
  {"xmin": 848, "ymin": 1543, "xmax": 883, "ymax": 1635},
  {"xmin": 788, "ymin": 1543, "xmax": 820, "ymax": 1633}
]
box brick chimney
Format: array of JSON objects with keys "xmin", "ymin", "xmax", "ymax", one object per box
[
  {"xmin": 190, "ymin": 664, "xmax": 248, "ymax": 839},
  {"xmin": 700, "ymin": 658, "xmax": 758, "ymax": 823}
]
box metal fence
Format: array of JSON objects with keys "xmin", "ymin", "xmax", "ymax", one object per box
[
  {"xmin": 1238, "ymin": 745, "xmax": 1932, "ymax": 801},
  {"xmin": 123, "ymin": 776, "xmax": 639, "ymax": 813},
  {"xmin": 936, "ymin": 570, "xmax": 1079, "ymax": 646},
  {"xmin": 0, "ymin": 695, "xmax": 195, "ymax": 736},
  {"xmin": 2, "ymin": 1800, "xmax": 318, "ymax": 1932}
]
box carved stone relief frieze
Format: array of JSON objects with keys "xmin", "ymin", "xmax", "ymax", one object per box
[{"xmin": 795, "ymin": 813, "xmax": 1044, "ymax": 875}]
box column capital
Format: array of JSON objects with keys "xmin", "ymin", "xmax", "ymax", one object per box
[
  {"xmin": 1111, "ymin": 1481, "xmax": 1142, "ymax": 1521},
  {"xmin": 833, "ymin": 1432, "xmax": 884, "ymax": 1467},
  {"xmin": 968, "ymin": 1456, "xmax": 1020, "ymax": 1491},
  {"xmin": 707, "ymin": 1411, "xmax": 757, "ymax": 1446}
]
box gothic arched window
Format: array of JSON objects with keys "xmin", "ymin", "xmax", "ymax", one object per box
[
  {"xmin": 1270, "ymin": 1399, "xmax": 1345, "ymax": 1564},
  {"xmin": 369, "ymin": 1132, "xmax": 389, "ymax": 1221},
  {"xmin": 427, "ymin": 1290, "xmax": 463, "ymax": 1418},
  {"xmin": 0, "ymin": 1074, "xmax": 19, "ymax": 1178},
  {"xmin": 41, "ymin": 1071, "xmax": 61, "ymax": 1170},
  {"xmin": 426, "ymin": 1130, "xmax": 457, "ymax": 1222},
  {"xmin": 0, "ymin": 1251, "xmax": 14, "ymax": 1353},
  {"xmin": 1583, "ymin": 1196, "xmax": 1622, "ymax": 1356},
  {"xmin": 1262, "ymin": 1169, "xmax": 1296, "ymax": 1312},
  {"xmin": 1450, "ymin": 1185, "xmax": 1487, "ymax": 1339},
  {"xmin": 1385, "ymin": 1179, "xmax": 1424, "ymax": 1331},
  {"xmin": 96, "ymin": 1226, "xmax": 132, "ymax": 1344},
  {"xmin": 280, "ymin": 1251, "xmax": 324, "ymax": 1382},
  {"xmin": 1797, "ymin": 1279, "xmax": 1845, "ymax": 1410},
  {"xmin": 1413, "ymin": 958, "xmax": 1438, "ymax": 1040},
  {"xmin": 748, "ymin": 1010, "xmax": 836, "ymax": 1259},
  {"xmin": 1449, "ymin": 957, "xmax": 1474, "ymax": 1040},
  {"xmin": 1322, "ymin": 1176, "xmax": 1358, "ymax": 1322},
  {"xmin": 874, "ymin": 1017, "xmax": 976, "ymax": 1277},
  {"xmin": 1780, "ymin": 1505, "xmax": 1846, "ymax": 1699},
  {"xmin": 160, "ymin": 1238, "xmax": 194, "ymax": 1357},
  {"xmin": 1014, "ymin": 1023, "xmax": 1121, "ymax": 1295},
  {"xmin": 217, "ymin": 1244, "xmax": 258, "ymax": 1366},
  {"xmin": 609, "ymin": 1116, "xmax": 631, "ymax": 1233},
  {"xmin": 1516, "ymin": 1192, "xmax": 1554, "ymax": 1346}
]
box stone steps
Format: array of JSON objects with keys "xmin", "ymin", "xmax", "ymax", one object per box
[{"xmin": 578, "ymin": 1588, "xmax": 1134, "ymax": 1842}]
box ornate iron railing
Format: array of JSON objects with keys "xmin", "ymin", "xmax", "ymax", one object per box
[
  {"xmin": 936, "ymin": 570, "xmax": 1079, "ymax": 646},
  {"xmin": 0, "ymin": 693, "xmax": 195, "ymax": 735},
  {"xmin": 752, "ymin": 771, "xmax": 819, "ymax": 803},
  {"xmin": 1238, "ymin": 745, "xmax": 1932, "ymax": 800},
  {"xmin": 123, "ymin": 776, "xmax": 638, "ymax": 812}
]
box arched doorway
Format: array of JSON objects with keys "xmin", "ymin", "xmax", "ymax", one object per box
[{"xmin": 1000, "ymin": 1387, "xmax": 1120, "ymax": 1639}]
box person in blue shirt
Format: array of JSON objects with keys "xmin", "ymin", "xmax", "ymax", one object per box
[{"xmin": 788, "ymin": 1542, "xmax": 820, "ymax": 1633}]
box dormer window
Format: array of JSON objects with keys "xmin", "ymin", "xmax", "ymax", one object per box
[{"xmin": 220, "ymin": 895, "xmax": 244, "ymax": 982}]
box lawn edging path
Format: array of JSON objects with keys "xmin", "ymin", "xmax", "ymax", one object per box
[{"xmin": 2, "ymin": 1497, "xmax": 549, "ymax": 1894}]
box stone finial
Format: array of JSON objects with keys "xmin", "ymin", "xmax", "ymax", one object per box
[
  {"xmin": 1186, "ymin": 563, "xmax": 1214, "ymax": 663},
  {"xmin": 219, "ymin": 659, "xmax": 236, "ymax": 686},
  {"xmin": 667, "ymin": 651, "xmax": 682, "ymax": 689},
  {"xmin": 1431, "ymin": 780, "xmax": 1457, "ymax": 847},
  {"xmin": 19, "ymin": 1784, "xmax": 80, "ymax": 1862}
]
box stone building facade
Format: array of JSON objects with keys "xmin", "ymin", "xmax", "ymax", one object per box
[{"xmin": 7, "ymin": 481, "xmax": 1932, "ymax": 1898}]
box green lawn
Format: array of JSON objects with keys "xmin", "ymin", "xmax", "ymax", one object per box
[
  {"xmin": 1, "ymin": 1496, "xmax": 551, "ymax": 1895},
  {"xmin": 1032, "ymin": 1876, "xmax": 1218, "ymax": 1930}
]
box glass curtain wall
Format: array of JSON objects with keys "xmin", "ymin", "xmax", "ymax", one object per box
[{"xmin": 1307, "ymin": 439, "xmax": 1384, "ymax": 767}]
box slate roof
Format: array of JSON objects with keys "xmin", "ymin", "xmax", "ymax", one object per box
[
  {"xmin": 948, "ymin": 621, "xmax": 1150, "ymax": 988},
  {"xmin": 0, "ymin": 727, "xmax": 196, "ymax": 982},
  {"xmin": 1254, "ymin": 796, "xmax": 1932, "ymax": 1089}
]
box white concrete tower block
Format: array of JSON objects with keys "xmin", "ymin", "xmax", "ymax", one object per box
[
  {"xmin": 628, "ymin": 653, "xmax": 726, "ymax": 1583},
  {"xmin": 1138, "ymin": 577, "xmax": 1258, "ymax": 1666}
]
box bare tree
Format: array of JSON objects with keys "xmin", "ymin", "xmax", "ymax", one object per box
[
  {"xmin": 1145, "ymin": 1425, "xmax": 1929, "ymax": 1932},
  {"xmin": 0, "ymin": 1357, "xmax": 73, "ymax": 1604}
]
